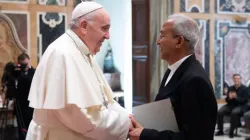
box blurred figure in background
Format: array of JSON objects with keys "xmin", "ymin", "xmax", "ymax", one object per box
[
  {"xmin": 15, "ymin": 53, "xmax": 35, "ymax": 140},
  {"xmin": 215, "ymin": 74, "xmax": 249, "ymax": 138}
]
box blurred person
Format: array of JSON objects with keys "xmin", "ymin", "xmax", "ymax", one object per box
[
  {"xmin": 15, "ymin": 53, "xmax": 35, "ymax": 140},
  {"xmin": 215, "ymin": 74, "xmax": 249, "ymax": 138},
  {"xmin": 1, "ymin": 62, "xmax": 16, "ymax": 100},
  {"xmin": 223, "ymin": 82, "xmax": 229, "ymax": 96}
]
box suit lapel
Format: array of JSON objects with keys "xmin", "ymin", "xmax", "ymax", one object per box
[
  {"xmin": 159, "ymin": 69, "xmax": 171, "ymax": 89},
  {"xmin": 156, "ymin": 54, "xmax": 197, "ymax": 101}
]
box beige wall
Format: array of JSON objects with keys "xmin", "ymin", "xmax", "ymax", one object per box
[{"xmin": 0, "ymin": 0, "xmax": 74, "ymax": 67}]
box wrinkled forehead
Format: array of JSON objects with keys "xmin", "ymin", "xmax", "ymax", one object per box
[
  {"xmin": 160, "ymin": 19, "xmax": 174, "ymax": 34},
  {"xmin": 94, "ymin": 9, "xmax": 110, "ymax": 25}
]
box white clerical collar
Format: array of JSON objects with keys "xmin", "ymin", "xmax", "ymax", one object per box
[
  {"xmin": 168, "ymin": 54, "xmax": 192, "ymax": 72},
  {"xmin": 66, "ymin": 29, "xmax": 91, "ymax": 56}
]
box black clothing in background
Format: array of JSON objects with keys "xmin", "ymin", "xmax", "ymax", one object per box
[
  {"xmin": 15, "ymin": 67, "xmax": 35, "ymax": 140},
  {"xmin": 225, "ymin": 85, "xmax": 249, "ymax": 106}
]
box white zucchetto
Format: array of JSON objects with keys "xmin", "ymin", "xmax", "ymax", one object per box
[{"xmin": 72, "ymin": 1, "xmax": 103, "ymax": 20}]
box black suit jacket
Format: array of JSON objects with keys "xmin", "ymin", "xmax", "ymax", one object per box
[
  {"xmin": 16, "ymin": 67, "xmax": 35, "ymax": 101},
  {"xmin": 140, "ymin": 54, "xmax": 218, "ymax": 140},
  {"xmin": 16, "ymin": 67, "xmax": 35, "ymax": 129}
]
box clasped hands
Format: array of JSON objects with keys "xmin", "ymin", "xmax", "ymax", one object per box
[{"xmin": 128, "ymin": 115, "xmax": 144, "ymax": 140}]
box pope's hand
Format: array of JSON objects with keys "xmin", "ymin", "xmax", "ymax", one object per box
[
  {"xmin": 129, "ymin": 114, "xmax": 135, "ymax": 131},
  {"xmin": 128, "ymin": 115, "xmax": 144, "ymax": 140}
]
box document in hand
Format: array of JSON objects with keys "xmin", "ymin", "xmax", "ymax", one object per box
[{"xmin": 132, "ymin": 99, "xmax": 179, "ymax": 132}]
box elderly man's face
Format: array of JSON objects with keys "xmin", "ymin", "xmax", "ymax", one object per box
[
  {"xmin": 157, "ymin": 20, "xmax": 178, "ymax": 61},
  {"xmin": 84, "ymin": 8, "xmax": 110, "ymax": 55}
]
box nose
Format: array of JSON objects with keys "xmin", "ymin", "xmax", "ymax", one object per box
[
  {"xmin": 156, "ymin": 38, "xmax": 160, "ymax": 46},
  {"xmin": 105, "ymin": 32, "xmax": 110, "ymax": 39}
]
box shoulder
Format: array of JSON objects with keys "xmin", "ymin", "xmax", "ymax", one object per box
[
  {"xmin": 240, "ymin": 85, "xmax": 249, "ymax": 91},
  {"xmin": 178, "ymin": 63, "xmax": 214, "ymax": 94},
  {"xmin": 44, "ymin": 34, "xmax": 79, "ymax": 58},
  {"xmin": 182, "ymin": 62, "xmax": 211, "ymax": 85},
  {"xmin": 185, "ymin": 76, "xmax": 211, "ymax": 88},
  {"xmin": 241, "ymin": 84, "xmax": 247, "ymax": 88},
  {"xmin": 180, "ymin": 76, "xmax": 215, "ymax": 103}
]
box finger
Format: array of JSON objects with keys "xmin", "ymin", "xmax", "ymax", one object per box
[
  {"xmin": 128, "ymin": 130, "xmax": 136, "ymax": 136},
  {"xmin": 130, "ymin": 116, "xmax": 138, "ymax": 126},
  {"xmin": 129, "ymin": 128, "xmax": 134, "ymax": 132},
  {"xmin": 131, "ymin": 116, "xmax": 140, "ymax": 126},
  {"xmin": 129, "ymin": 125, "xmax": 134, "ymax": 131}
]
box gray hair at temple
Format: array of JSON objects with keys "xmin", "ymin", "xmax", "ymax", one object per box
[
  {"xmin": 69, "ymin": 10, "xmax": 98, "ymax": 29},
  {"xmin": 168, "ymin": 14, "xmax": 200, "ymax": 52}
]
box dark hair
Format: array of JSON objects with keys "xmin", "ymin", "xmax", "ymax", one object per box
[
  {"xmin": 18, "ymin": 53, "xmax": 30, "ymax": 61},
  {"xmin": 224, "ymin": 82, "xmax": 229, "ymax": 88},
  {"xmin": 1, "ymin": 62, "xmax": 15, "ymax": 86},
  {"xmin": 3, "ymin": 62, "xmax": 15, "ymax": 73},
  {"xmin": 233, "ymin": 74, "xmax": 241, "ymax": 78}
]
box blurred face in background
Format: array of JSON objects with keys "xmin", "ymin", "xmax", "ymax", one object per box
[
  {"xmin": 233, "ymin": 75, "xmax": 241, "ymax": 87},
  {"xmin": 18, "ymin": 58, "xmax": 30, "ymax": 71}
]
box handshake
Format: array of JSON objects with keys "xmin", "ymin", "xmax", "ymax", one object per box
[{"xmin": 127, "ymin": 115, "xmax": 144, "ymax": 140}]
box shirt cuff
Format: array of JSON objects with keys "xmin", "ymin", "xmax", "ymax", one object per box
[{"xmin": 140, "ymin": 128, "xmax": 157, "ymax": 140}]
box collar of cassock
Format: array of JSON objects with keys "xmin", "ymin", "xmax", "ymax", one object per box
[{"xmin": 66, "ymin": 29, "xmax": 92, "ymax": 56}]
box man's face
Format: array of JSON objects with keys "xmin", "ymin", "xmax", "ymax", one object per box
[
  {"xmin": 83, "ymin": 9, "xmax": 110, "ymax": 55},
  {"xmin": 233, "ymin": 75, "xmax": 241, "ymax": 86},
  {"xmin": 157, "ymin": 20, "xmax": 178, "ymax": 61},
  {"xmin": 18, "ymin": 58, "xmax": 30, "ymax": 69}
]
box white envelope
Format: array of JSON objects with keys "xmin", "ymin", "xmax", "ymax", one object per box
[{"xmin": 133, "ymin": 99, "xmax": 179, "ymax": 132}]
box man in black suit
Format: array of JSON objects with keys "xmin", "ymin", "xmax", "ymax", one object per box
[
  {"xmin": 215, "ymin": 74, "xmax": 249, "ymax": 138},
  {"xmin": 128, "ymin": 14, "xmax": 218, "ymax": 140},
  {"xmin": 15, "ymin": 53, "xmax": 35, "ymax": 140}
]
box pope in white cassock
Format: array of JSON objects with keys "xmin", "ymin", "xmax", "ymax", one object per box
[{"xmin": 26, "ymin": 1, "xmax": 131, "ymax": 140}]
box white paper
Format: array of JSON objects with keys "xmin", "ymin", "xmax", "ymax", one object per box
[{"xmin": 133, "ymin": 99, "xmax": 179, "ymax": 132}]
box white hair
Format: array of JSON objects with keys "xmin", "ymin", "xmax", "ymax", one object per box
[
  {"xmin": 168, "ymin": 14, "xmax": 200, "ymax": 52},
  {"xmin": 69, "ymin": 10, "xmax": 98, "ymax": 29}
]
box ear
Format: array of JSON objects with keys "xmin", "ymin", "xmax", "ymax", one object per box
[
  {"xmin": 176, "ymin": 36, "xmax": 185, "ymax": 48},
  {"xmin": 80, "ymin": 20, "xmax": 88, "ymax": 30}
]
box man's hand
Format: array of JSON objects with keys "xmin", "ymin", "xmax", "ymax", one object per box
[{"xmin": 128, "ymin": 116, "xmax": 144, "ymax": 140}]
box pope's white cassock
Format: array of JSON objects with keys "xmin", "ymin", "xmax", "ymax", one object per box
[{"xmin": 25, "ymin": 29, "xmax": 131, "ymax": 140}]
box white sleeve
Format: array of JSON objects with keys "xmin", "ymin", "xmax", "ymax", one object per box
[{"xmin": 54, "ymin": 102, "xmax": 130, "ymax": 140}]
